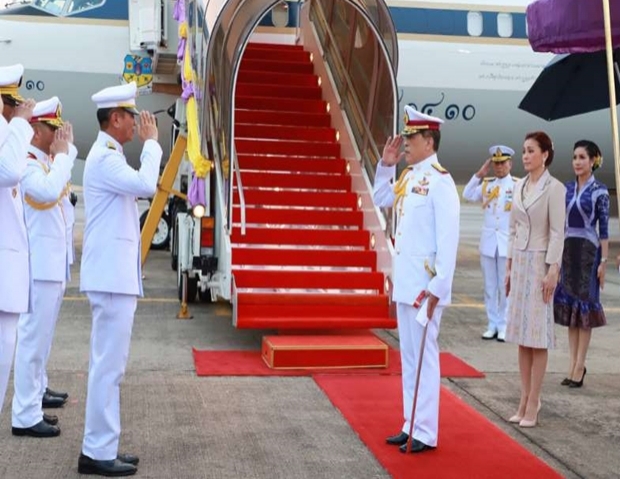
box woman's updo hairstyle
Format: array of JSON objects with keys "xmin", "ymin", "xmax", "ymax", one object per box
[
  {"xmin": 574, "ymin": 139, "xmax": 603, "ymax": 171},
  {"xmin": 525, "ymin": 131, "xmax": 554, "ymax": 167}
]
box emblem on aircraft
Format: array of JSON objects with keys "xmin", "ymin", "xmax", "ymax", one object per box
[{"xmin": 122, "ymin": 54, "xmax": 153, "ymax": 92}]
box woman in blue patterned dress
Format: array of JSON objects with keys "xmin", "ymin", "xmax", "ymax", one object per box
[{"xmin": 554, "ymin": 140, "xmax": 609, "ymax": 389}]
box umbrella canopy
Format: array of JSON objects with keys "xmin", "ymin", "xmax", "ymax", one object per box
[
  {"xmin": 519, "ymin": 49, "xmax": 620, "ymax": 121},
  {"xmin": 527, "ymin": 0, "xmax": 620, "ymax": 53}
]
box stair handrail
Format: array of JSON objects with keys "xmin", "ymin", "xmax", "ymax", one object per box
[
  {"xmin": 309, "ymin": 0, "xmax": 397, "ymax": 182},
  {"xmin": 231, "ymin": 143, "xmax": 246, "ymax": 235}
]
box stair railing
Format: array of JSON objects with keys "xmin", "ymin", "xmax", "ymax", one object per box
[{"xmin": 231, "ymin": 143, "xmax": 246, "ymax": 235}]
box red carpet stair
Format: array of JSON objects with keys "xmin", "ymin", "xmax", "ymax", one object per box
[{"xmin": 232, "ymin": 42, "xmax": 395, "ymax": 341}]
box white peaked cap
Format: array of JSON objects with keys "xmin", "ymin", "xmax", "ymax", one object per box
[
  {"xmin": 91, "ymin": 81, "xmax": 139, "ymax": 114},
  {"xmin": 31, "ymin": 96, "xmax": 64, "ymax": 128},
  {"xmin": 401, "ymin": 104, "xmax": 444, "ymax": 136},
  {"xmin": 489, "ymin": 144, "xmax": 515, "ymax": 162},
  {"xmin": 0, "ymin": 64, "xmax": 25, "ymax": 102}
]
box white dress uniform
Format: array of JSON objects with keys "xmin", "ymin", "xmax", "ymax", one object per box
[
  {"xmin": 462, "ymin": 145, "xmax": 516, "ymax": 340},
  {"xmin": 80, "ymin": 82, "xmax": 162, "ymax": 461},
  {"xmin": 0, "ymin": 64, "xmax": 33, "ymax": 414},
  {"xmin": 373, "ymin": 106, "xmax": 460, "ymax": 448},
  {"xmin": 12, "ymin": 97, "xmax": 76, "ymax": 428}
]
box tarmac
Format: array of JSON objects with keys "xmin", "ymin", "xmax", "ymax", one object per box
[{"xmin": 0, "ymin": 195, "xmax": 619, "ymax": 479}]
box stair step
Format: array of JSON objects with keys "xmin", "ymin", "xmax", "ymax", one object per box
[
  {"xmin": 240, "ymin": 59, "xmax": 314, "ymax": 75},
  {"xmin": 240, "ymin": 172, "xmax": 350, "ymax": 191},
  {"xmin": 238, "ymin": 155, "xmax": 347, "ymax": 174},
  {"xmin": 235, "ymin": 110, "xmax": 331, "ymax": 128},
  {"xmin": 236, "ymin": 95, "xmax": 327, "ymax": 114},
  {"xmin": 236, "ymin": 139, "xmax": 340, "ymax": 157},
  {"xmin": 238, "ymin": 316, "xmax": 395, "ymax": 329},
  {"xmin": 233, "ymin": 208, "xmax": 362, "ymax": 227},
  {"xmin": 233, "ymin": 270, "xmax": 384, "ymax": 290},
  {"xmin": 237, "ymin": 292, "xmax": 387, "ymax": 318},
  {"xmin": 233, "ymin": 189, "xmax": 357, "ymax": 208},
  {"xmin": 232, "ymin": 247, "xmax": 375, "ymax": 267},
  {"xmin": 237, "ymin": 70, "xmax": 319, "ymax": 87},
  {"xmin": 260, "ymin": 335, "xmax": 391, "ymax": 365},
  {"xmin": 236, "ymin": 83, "xmax": 323, "ymax": 100},
  {"xmin": 242, "ymin": 47, "xmax": 311, "ymax": 63},
  {"xmin": 246, "ymin": 42, "xmax": 305, "ymax": 51},
  {"xmin": 231, "ymin": 227, "xmax": 369, "ymax": 247},
  {"xmin": 236, "ymin": 124, "xmax": 336, "ymax": 142}
]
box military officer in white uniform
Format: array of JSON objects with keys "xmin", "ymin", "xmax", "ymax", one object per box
[
  {"xmin": 0, "ymin": 64, "xmax": 35, "ymax": 415},
  {"xmin": 78, "ymin": 82, "xmax": 161, "ymax": 477},
  {"xmin": 11, "ymin": 97, "xmax": 76, "ymax": 438},
  {"xmin": 462, "ymin": 146, "xmax": 516, "ymax": 342},
  {"xmin": 373, "ymin": 106, "xmax": 460, "ymax": 453}
]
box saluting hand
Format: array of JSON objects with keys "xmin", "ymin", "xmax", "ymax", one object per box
[
  {"xmin": 50, "ymin": 124, "xmax": 71, "ymax": 156},
  {"xmin": 381, "ymin": 136, "xmax": 405, "ymax": 167},
  {"xmin": 475, "ymin": 158, "xmax": 492, "ymax": 179},
  {"xmin": 61, "ymin": 122, "xmax": 74, "ymax": 145},
  {"xmin": 14, "ymin": 98, "xmax": 36, "ymax": 121},
  {"xmin": 138, "ymin": 111, "xmax": 158, "ymax": 143}
]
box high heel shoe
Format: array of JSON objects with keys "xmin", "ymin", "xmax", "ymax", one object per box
[
  {"xmin": 508, "ymin": 414, "xmax": 523, "ymax": 423},
  {"xmin": 519, "ymin": 401, "xmax": 542, "ymax": 428},
  {"xmin": 560, "ymin": 377, "xmax": 572, "ymax": 386},
  {"xmin": 569, "ymin": 367, "xmax": 586, "ymax": 388}
]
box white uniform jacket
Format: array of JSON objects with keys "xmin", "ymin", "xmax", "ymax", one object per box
[
  {"xmin": 373, "ymin": 154, "xmax": 460, "ymax": 307},
  {"xmin": 462, "ymin": 174, "xmax": 517, "ymax": 257},
  {"xmin": 80, "ymin": 131, "xmax": 162, "ymax": 296},
  {"xmin": 21, "ymin": 145, "xmax": 76, "ymax": 282},
  {"xmin": 0, "ymin": 117, "xmax": 34, "ymax": 313}
]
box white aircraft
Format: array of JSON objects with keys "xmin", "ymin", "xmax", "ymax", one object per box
[
  {"xmin": 0, "ymin": 0, "xmax": 180, "ymax": 183},
  {"xmin": 1, "ymin": 0, "xmax": 614, "ymax": 188}
]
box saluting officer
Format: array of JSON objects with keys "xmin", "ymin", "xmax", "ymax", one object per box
[
  {"xmin": 0, "ymin": 64, "xmax": 35, "ymax": 415},
  {"xmin": 11, "ymin": 97, "xmax": 76, "ymax": 438},
  {"xmin": 78, "ymin": 82, "xmax": 161, "ymax": 477},
  {"xmin": 373, "ymin": 106, "xmax": 460, "ymax": 453},
  {"xmin": 462, "ymin": 146, "xmax": 517, "ymax": 342}
]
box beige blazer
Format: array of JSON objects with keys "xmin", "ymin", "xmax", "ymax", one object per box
[{"xmin": 507, "ymin": 169, "xmax": 566, "ymax": 265}]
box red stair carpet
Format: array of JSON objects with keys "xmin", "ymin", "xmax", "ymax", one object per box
[
  {"xmin": 232, "ymin": 42, "xmax": 395, "ymax": 331},
  {"xmin": 314, "ymin": 375, "xmax": 563, "ymax": 479},
  {"xmin": 192, "ymin": 348, "xmax": 484, "ymax": 378}
]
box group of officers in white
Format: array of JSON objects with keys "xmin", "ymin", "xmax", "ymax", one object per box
[
  {"xmin": 0, "ymin": 64, "xmax": 161, "ymax": 477},
  {"xmin": 373, "ymin": 104, "xmax": 520, "ymax": 454}
]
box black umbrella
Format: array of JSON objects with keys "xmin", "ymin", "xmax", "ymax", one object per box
[{"xmin": 518, "ymin": 49, "xmax": 620, "ymax": 121}]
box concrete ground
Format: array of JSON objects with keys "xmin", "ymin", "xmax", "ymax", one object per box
[{"xmin": 0, "ymin": 196, "xmax": 619, "ymax": 478}]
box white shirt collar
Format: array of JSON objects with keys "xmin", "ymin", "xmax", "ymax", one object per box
[{"xmin": 413, "ymin": 153, "xmax": 438, "ymax": 171}]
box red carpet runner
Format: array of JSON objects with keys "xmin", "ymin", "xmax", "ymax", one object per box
[
  {"xmin": 192, "ymin": 349, "xmax": 484, "ymax": 378},
  {"xmin": 314, "ymin": 375, "xmax": 563, "ymax": 479}
]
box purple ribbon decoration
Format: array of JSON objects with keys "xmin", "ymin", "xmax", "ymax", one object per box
[
  {"xmin": 188, "ymin": 175, "xmax": 206, "ymax": 209},
  {"xmin": 173, "ymin": 0, "xmax": 185, "ymax": 22}
]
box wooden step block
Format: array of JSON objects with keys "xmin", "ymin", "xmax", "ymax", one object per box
[{"xmin": 261, "ymin": 335, "xmax": 389, "ymax": 369}]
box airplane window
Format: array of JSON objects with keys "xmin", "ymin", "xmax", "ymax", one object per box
[
  {"xmin": 467, "ymin": 11, "xmax": 483, "ymax": 37},
  {"xmin": 497, "ymin": 13, "xmax": 513, "ymax": 38},
  {"xmin": 271, "ymin": 1, "xmax": 289, "ymax": 28},
  {"xmin": 32, "ymin": 0, "xmax": 105, "ymax": 16}
]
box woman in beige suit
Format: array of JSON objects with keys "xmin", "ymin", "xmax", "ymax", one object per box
[{"xmin": 505, "ymin": 131, "xmax": 566, "ymax": 428}]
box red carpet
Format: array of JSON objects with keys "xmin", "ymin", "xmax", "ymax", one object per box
[
  {"xmin": 192, "ymin": 349, "xmax": 484, "ymax": 378},
  {"xmin": 314, "ymin": 375, "xmax": 562, "ymax": 479}
]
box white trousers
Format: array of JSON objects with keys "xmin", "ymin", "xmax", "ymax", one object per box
[
  {"xmin": 480, "ymin": 252, "xmax": 507, "ymax": 333},
  {"xmin": 82, "ymin": 292, "xmax": 137, "ymax": 461},
  {"xmin": 397, "ymin": 302, "xmax": 443, "ymax": 447},
  {"xmin": 12, "ymin": 280, "xmax": 64, "ymax": 427},
  {"xmin": 0, "ymin": 312, "xmax": 19, "ymax": 415}
]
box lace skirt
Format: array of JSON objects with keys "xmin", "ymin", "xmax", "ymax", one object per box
[{"xmin": 506, "ymin": 249, "xmax": 555, "ymax": 349}]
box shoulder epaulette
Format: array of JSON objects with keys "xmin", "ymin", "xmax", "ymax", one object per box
[
  {"xmin": 106, "ymin": 141, "xmax": 117, "ymax": 151},
  {"xmin": 432, "ymin": 163, "xmax": 449, "ymax": 174}
]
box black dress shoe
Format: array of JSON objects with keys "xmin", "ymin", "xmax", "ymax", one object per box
[
  {"xmin": 43, "ymin": 413, "xmax": 58, "ymax": 426},
  {"xmin": 386, "ymin": 431, "xmax": 409, "ymax": 446},
  {"xmin": 46, "ymin": 387, "xmax": 69, "ymax": 400},
  {"xmin": 78, "ymin": 454, "xmax": 137, "ymax": 476},
  {"xmin": 42, "ymin": 392, "xmax": 66, "ymax": 409},
  {"xmin": 12, "ymin": 420, "xmax": 61, "ymax": 437},
  {"xmin": 400, "ymin": 438, "xmax": 436, "ymax": 453},
  {"xmin": 117, "ymin": 453, "xmax": 139, "ymax": 466}
]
